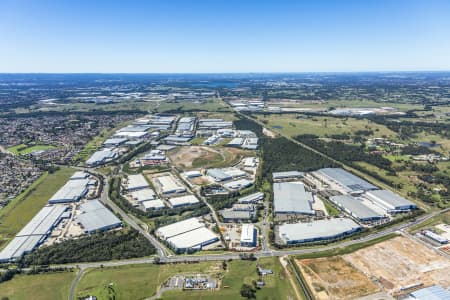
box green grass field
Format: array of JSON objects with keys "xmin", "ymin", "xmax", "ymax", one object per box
[
  {"xmin": 0, "ymin": 167, "xmax": 74, "ymax": 248},
  {"xmin": 7, "ymin": 144, "xmax": 56, "ymax": 155},
  {"xmin": 76, "ymin": 258, "xmax": 297, "ymax": 300},
  {"xmin": 76, "ymin": 262, "xmax": 221, "ymax": 300},
  {"xmin": 0, "ymin": 271, "xmax": 75, "ymax": 300},
  {"xmin": 163, "ymin": 257, "xmax": 297, "ymax": 300},
  {"xmin": 256, "ymin": 114, "xmax": 397, "ymax": 138}
]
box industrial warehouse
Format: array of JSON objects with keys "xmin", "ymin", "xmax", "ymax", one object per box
[
  {"xmin": 154, "ymin": 174, "xmax": 187, "ymax": 195},
  {"xmin": 48, "ymin": 176, "xmax": 90, "ymax": 204},
  {"xmin": 0, "ymin": 205, "xmax": 68, "ymax": 262},
  {"xmin": 155, "ymin": 218, "xmax": 219, "ymax": 253},
  {"xmin": 278, "ymin": 218, "xmax": 361, "ymax": 244},
  {"xmin": 329, "ymin": 195, "xmax": 386, "ymax": 224},
  {"xmin": 273, "ymin": 182, "xmax": 315, "ymax": 217},
  {"xmin": 364, "ymin": 189, "xmax": 417, "ymax": 213},
  {"xmin": 76, "ymin": 200, "xmax": 122, "ymax": 233},
  {"xmin": 313, "ymin": 167, "xmax": 377, "ymax": 194}
]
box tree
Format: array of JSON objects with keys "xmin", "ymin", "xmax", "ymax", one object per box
[{"xmin": 240, "ymin": 284, "xmax": 256, "ymax": 299}]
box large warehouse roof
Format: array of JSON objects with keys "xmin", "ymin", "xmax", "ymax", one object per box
[
  {"xmin": 48, "ymin": 178, "xmax": 89, "ymax": 203},
  {"xmin": 131, "ymin": 188, "xmax": 156, "ymax": 202},
  {"xmin": 168, "ymin": 195, "xmax": 199, "ymax": 207},
  {"xmin": 207, "ymin": 169, "xmax": 232, "ymax": 182},
  {"xmin": 329, "ymin": 195, "xmax": 384, "ymax": 221},
  {"xmin": 364, "ymin": 189, "xmax": 417, "ymax": 211},
  {"xmin": 273, "ymin": 182, "xmax": 314, "ymax": 215},
  {"xmin": 156, "ymin": 175, "xmax": 186, "ymax": 194},
  {"xmin": 126, "ymin": 174, "xmax": 150, "ymax": 191},
  {"xmin": 0, "ymin": 235, "xmax": 44, "ymax": 262},
  {"xmin": 86, "ymin": 149, "xmax": 117, "ymax": 166},
  {"xmin": 17, "ymin": 205, "xmax": 68, "ymax": 236},
  {"xmin": 278, "ymin": 218, "xmax": 361, "ymax": 244},
  {"xmin": 141, "ymin": 199, "xmax": 165, "ymax": 210},
  {"xmin": 76, "ymin": 200, "xmax": 122, "ymax": 233},
  {"xmin": 155, "ymin": 217, "xmax": 204, "ymax": 239},
  {"xmin": 166, "ymin": 227, "xmax": 218, "ymax": 250},
  {"xmin": 315, "ymin": 168, "xmax": 377, "ymax": 192},
  {"xmin": 0, "ymin": 204, "xmax": 68, "ymax": 262}
]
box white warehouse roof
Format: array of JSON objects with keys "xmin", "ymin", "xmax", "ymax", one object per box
[
  {"xmin": 155, "ymin": 217, "xmax": 204, "ymax": 240},
  {"xmin": 168, "ymin": 195, "xmax": 200, "ymax": 207},
  {"xmin": 166, "ymin": 227, "xmax": 218, "ymax": 251},
  {"xmin": 240, "ymin": 224, "xmax": 256, "ymax": 244},
  {"xmin": 131, "ymin": 188, "xmax": 156, "ymax": 202},
  {"xmin": 156, "ymin": 175, "xmax": 186, "ymax": 194},
  {"xmin": 48, "ymin": 179, "xmax": 89, "ymax": 204},
  {"xmin": 278, "ymin": 218, "xmax": 361, "ymax": 244},
  {"xmin": 141, "ymin": 199, "xmax": 165, "ymax": 210},
  {"xmin": 126, "ymin": 174, "xmax": 150, "ymax": 191}
]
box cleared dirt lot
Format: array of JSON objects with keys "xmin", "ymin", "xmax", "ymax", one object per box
[
  {"xmin": 168, "ymin": 146, "xmax": 253, "ymax": 169},
  {"xmin": 343, "ymin": 236, "xmax": 450, "ymax": 295},
  {"xmin": 297, "ymin": 256, "xmax": 379, "ymax": 300}
]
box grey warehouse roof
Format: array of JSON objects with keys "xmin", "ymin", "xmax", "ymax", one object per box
[
  {"xmin": 48, "ymin": 178, "xmax": 89, "ymax": 203},
  {"xmin": 207, "ymin": 169, "xmax": 232, "ymax": 181},
  {"xmin": 278, "ymin": 218, "xmax": 361, "ymax": 243},
  {"xmin": 365, "ymin": 189, "xmax": 417, "ymax": 210},
  {"xmin": 316, "ymin": 168, "xmax": 377, "ymax": 192},
  {"xmin": 273, "ymin": 182, "xmax": 314, "ymax": 215},
  {"xmin": 76, "ymin": 200, "xmax": 122, "ymax": 233},
  {"xmin": 329, "ymin": 195, "xmax": 384, "ymax": 220},
  {"xmin": 17, "ymin": 205, "xmax": 68, "ymax": 236}
]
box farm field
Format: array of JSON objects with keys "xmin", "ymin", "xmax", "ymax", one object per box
[
  {"xmin": 0, "ymin": 271, "xmax": 75, "ymax": 300},
  {"xmin": 255, "ymin": 114, "xmax": 397, "ymax": 138},
  {"xmin": 168, "ymin": 145, "xmax": 253, "ymax": 170},
  {"xmin": 0, "ymin": 167, "xmax": 74, "ymax": 249},
  {"xmin": 297, "ymin": 256, "xmax": 379, "ymax": 300},
  {"xmin": 7, "ymin": 143, "xmax": 56, "ymax": 155},
  {"xmin": 343, "ymin": 236, "xmax": 450, "ymax": 296}
]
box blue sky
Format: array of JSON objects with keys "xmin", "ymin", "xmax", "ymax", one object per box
[{"xmin": 1, "ymin": 0, "xmax": 450, "ymax": 72}]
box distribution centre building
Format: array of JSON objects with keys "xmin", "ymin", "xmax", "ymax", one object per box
[
  {"xmin": 155, "ymin": 218, "xmax": 219, "ymax": 253},
  {"xmin": 76, "ymin": 200, "xmax": 122, "ymax": 233},
  {"xmin": 156, "ymin": 175, "xmax": 186, "ymax": 194},
  {"xmin": 0, "ymin": 205, "xmax": 69, "ymax": 262},
  {"xmin": 364, "ymin": 189, "xmax": 417, "ymax": 213},
  {"xmin": 329, "ymin": 195, "xmax": 386, "ymax": 222},
  {"xmin": 168, "ymin": 194, "xmax": 200, "ymax": 208},
  {"xmin": 273, "ymin": 182, "xmax": 315, "ymax": 215},
  {"xmin": 126, "ymin": 174, "xmax": 150, "ymax": 191},
  {"xmin": 313, "ymin": 168, "xmax": 377, "ymax": 194},
  {"xmin": 278, "ymin": 218, "xmax": 361, "ymax": 244},
  {"xmin": 48, "ymin": 178, "xmax": 89, "ymax": 204}
]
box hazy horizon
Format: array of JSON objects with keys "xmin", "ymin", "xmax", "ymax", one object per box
[{"xmin": 1, "ymin": 0, "xmax": 450, "ymax": 73}]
